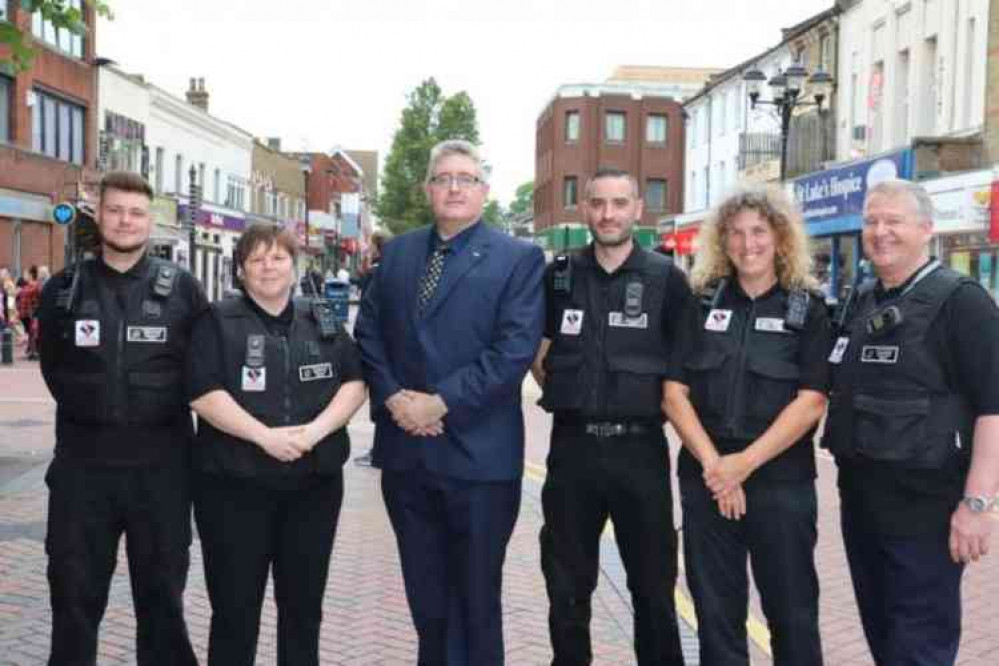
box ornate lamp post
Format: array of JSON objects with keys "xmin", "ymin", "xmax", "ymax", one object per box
[{"xmin": 744, "ymin": 62, "xmax": 834, "ymax": 181}]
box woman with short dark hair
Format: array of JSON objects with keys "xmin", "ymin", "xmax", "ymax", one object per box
[{"xmin": 187, "ymin": 223, "xmax": 366, "ymax": 665}]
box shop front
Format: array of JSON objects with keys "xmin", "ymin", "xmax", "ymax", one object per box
[
  {"xmin": 178, "ymin": 205, "xmax": 244, "ymax": 301},
  {"xmin": 926, "ymin": 169, "xmax": 997, "ymax": 300},
  {"xmin": 791, "ymin": 148, "xmax": 914, "ymax": 300}
]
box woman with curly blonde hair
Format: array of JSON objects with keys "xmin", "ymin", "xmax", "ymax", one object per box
[
  {"xmin": 690, "ymin": 186, "xmax": 818, "ymax": 295},
  {"xmin": 664, "ymin": 186, "xmax": 831, "ymax": 666}
]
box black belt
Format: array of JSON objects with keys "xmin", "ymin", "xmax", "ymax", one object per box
[{"xmin": 561, "ymin": 420, "xmax": 659, "ymax": 438}]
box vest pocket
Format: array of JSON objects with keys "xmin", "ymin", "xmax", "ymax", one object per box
[
  {"xmin": 606, "ymin": 357, "xmax": 669, "ymax": 416},
  {"xmin": 854, "ymin": 394, "xmax": 930, "ymax": 463},
  {"xmin": 745, "ymin": 356, "xmax": 800, "ymax": 425},
  {"xmin": 542, "ymin": 353, "xmax": 585, "ymax": 411},
  {"xmin": 54, "ymin": 372, "xmax": 109, "ymax": 424},
  {"xmin": 683, "ymin": 350, "xmax": 729, "ymax": 421},
  {"xmin": 128, "ymin": 370, "xmax": 184, "ymax": 425}
]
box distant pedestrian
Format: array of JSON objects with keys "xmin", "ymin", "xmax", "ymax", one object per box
[{"xmin": 16, "ymin": 266, "xmax": 40, "ymax": 359}]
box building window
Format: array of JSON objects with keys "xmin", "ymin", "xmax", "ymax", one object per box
[
  {"xmin": 819, "ymin": 34, "xmax": 832, "ymax": 72},
  {"xmin": 226, "ymin": 175, "xmax": 246, "ymax": 211},
  {"xmin": 563, "ymin": 176, "xmax": 578, "ymax": 209},
  {"xmin": 31, "ymin": 89, "xmax": 85, "ymax": 165},
  {"xmin": 645, "ymin": 179, "xmax": 667, "ymax": 211},
  {"xmin": 32, "ymin": 0, "xmax": 84, "ymax": 58},
  {"xmin": 104, "ymin": 111, "xmax": 145, "ymax": 173},
  {"xmin": 565, "ymin": 111, "xmax": 580, "ymax": 142},
  {"xmin": 0, "ymin": 76, "xmax": 11, "ymax": 144},
  {"xmin": 605, "ymin": 112, "xmax": 625, "ymax": 143},
  {"xmin": 0, "ymin": 1, "xmax": 9, "ymax": 22},
  {"xmin": 214, "ymin": 169, "xmax": 221, "ymax": 203},
  {"xmin": 646, "ymin": 114, "xmax": 668, "ymax": 144}
]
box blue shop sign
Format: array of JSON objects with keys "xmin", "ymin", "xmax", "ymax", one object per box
[{"xmin": 792, "ymin": 149, "xmax": 914, "ymax": 236}]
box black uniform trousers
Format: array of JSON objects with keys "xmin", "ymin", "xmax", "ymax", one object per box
[
  {"xmin": 194, "ymin": 471, "xmax": 344, "ymax": 666},
  {"xmin": 680, "ymin": 476, "xmax": 822, "ymax": 666},
  {"xmin": 381, "ymin": 468, "xmax": 522, "ymax": 666},
  {"xmin": 44, "ymin": 457, "xmax": 197, "ymax": 666},
  {"xmin": 840, "ymin": 493, "xmax": 964, "ymax": 666},
  {"xmin": 540, "ymin": 422, "xmax": 683, "ymax": 666}
]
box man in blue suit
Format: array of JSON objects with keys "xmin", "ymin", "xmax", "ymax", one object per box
[{"xmin": 354, "ymin": 139, "xmax": 545, "ymax": 666}]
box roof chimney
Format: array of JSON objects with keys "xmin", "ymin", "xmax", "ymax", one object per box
[
  {"xmin": 186, "ymin": 77, "xmax": 209, "ymax": 112},
  {"xmin": 267, "ymin": 137, "xmax": 282, "ymax": 152}
]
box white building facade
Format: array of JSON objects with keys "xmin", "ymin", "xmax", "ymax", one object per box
[
  {"xmin": 836, "ymin": 0, "xmax": 989, "ymax": 160},
  {"xmin": 98, "ymin": 68, "xmax": 253, "ymax": 300}
]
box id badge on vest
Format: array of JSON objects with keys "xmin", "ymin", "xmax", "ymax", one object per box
[
  {"xmin": 704, "ymin": 309, "xmax": 732, "ymax": 332},
  {"xmin": 560, "ymin": 309, "xmax": 584, "ymax": 336},
  {"xmin": 75, "ymin": 320, "xmax": 100, "ymax": 347},
  {"xmin": 242, "ymin": 366, "xmax": 267, "ymax": 391}
]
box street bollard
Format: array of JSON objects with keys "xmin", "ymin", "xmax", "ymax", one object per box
[{"xmin": 1, "ymin": 326, "xmax": 13, "ymax": 365}]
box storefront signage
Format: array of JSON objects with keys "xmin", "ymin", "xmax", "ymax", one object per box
[
  {"xmin": 991, "ymin": 181, "xmax": 999, "ymax": 242},
  {"xmin": 177, "ymin": 205, "xmax": 245, "ymax": 233},
  {"xmin": 660, "ymin": 228, "xmax": 698, "ymax": 255},
  {"xmin": 0, "ymin": 194, "xmax": 51, "ymax": 223},
  {"xmin": 791, "ymin": 149, "xmax": 914, "ymax": 236}
]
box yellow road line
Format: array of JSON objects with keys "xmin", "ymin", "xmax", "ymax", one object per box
[{"xmin": 525, "ymin": 459, "xmax": 773, "ymax": 658}]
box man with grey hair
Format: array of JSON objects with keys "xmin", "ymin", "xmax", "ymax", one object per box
[
  {"xmin": 356, "ymin": 139, "xmax": 545, "ymax": 664},
  {"xmin": 822, "ymin": 178, "xmax": 999, "ymax": 665}
]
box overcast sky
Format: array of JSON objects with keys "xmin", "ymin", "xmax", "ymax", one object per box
[{"xmin": 98, "ymin": 0, "xmax": 835, "ymax": 205}]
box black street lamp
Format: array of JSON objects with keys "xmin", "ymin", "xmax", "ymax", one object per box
[
  {"xmin": 300, "ymin": 156, "xmax": 312, "ymax": 252},
  {"xmin": 744, "ymin": 62, "xmax": 834, "ymax": 181},
  {"xmin": 187, "ymin": 164, "xmax": 202, "ymax": 273}
]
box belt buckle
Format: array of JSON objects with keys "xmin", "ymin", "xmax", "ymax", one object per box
[{"xmin": 598, "ymin": 423, "xmax": 623, "ymax": 437}]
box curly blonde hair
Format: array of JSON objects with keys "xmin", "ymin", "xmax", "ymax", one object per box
[{"xmin": 690, "ymin": 186, "xmax": 817, "ymax": 294}]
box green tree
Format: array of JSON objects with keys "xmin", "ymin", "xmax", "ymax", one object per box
[
  {"xmin": 376, "ymin": 78, "xmax": 482, "ymax": 234},
  {"xmin": 482, "ymin": 200, "xmax": 504, "ymax": 228},
  {"xmin": 508, "ymin": 180, "xmax": 534, "ymax": 218},
  {"xmin": 1, "ymin": 1, "xmax": 113, "ymax": 72}
]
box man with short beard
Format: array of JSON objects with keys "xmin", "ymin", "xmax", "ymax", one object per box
[
  {"xmin": 531, "ymin": 167, "xmax": 690, "ymax": 665},
  {"xmin": 37, "ymin": 171, "xmax": 205, "ymax": 665}
]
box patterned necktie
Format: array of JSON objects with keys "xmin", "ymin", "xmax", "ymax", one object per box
[{"xmin": 417, "ymin": 243, "xmax": 449, "ymax": 310}]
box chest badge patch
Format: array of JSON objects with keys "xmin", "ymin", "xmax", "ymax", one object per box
[
  {"xmin": 829, "ymin": 336, "xmax": 850, "ymax": 364},
  {"xmin": 126, "ymin": 326, "xmax": 168, "ymax": 343},
  {"xmin": 560, "ymin": 309, "xmax": 584, "ymax": 336},
  {"xmin": 754, "ymin": 317, "xmax": 786, "ymax": 333},
  {"xmin": 241, "ymin": 366, "xmax": 267, "ymax": 392},
  {"xmin": 74, "ymin": 320, "xmax": 100, "ymax": 347},
  {"xmin": 608, "ymin": 312, "xmax": 649, "ymax": 329},
  {"xmin": 705, "ymin": 309, "xmax": 733, "ymax": 332},
  {"xmin": 299, "ymin": 362, "xmax": 334, "ymax": 382},
  {"xmin": 860, "ymin": 345, "xmax": 900, "ymax": 364}
]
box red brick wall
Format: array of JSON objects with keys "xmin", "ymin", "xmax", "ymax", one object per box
[{"xmin": 535, "ymin": 93, "xmax": 685, "ymax": 233}]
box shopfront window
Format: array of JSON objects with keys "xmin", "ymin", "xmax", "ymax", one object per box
[{"xmin": 943, "ymin": 232, "xmax": 998, "ymax": 299}]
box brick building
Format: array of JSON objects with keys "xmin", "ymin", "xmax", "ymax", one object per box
[
  {"xmin": 534, "ymin": 83, "xmax": 686, "ymax": 251},
  {"xmin": 0, "ymin": 1, "xmax": 98, "ymax": 275}
]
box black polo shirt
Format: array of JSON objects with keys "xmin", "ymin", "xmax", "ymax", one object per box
[{"xmin": 837, "ymin": 261, "xmax": 999, "ymax": 536}]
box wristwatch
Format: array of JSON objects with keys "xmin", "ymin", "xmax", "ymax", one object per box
[{"xmin": 962, "ymin": 495, "xmax": 996, "ymax": 514}]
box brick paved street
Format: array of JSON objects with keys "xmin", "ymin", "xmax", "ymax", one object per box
[{"xmin": 1, "ymin": 361, "xmax": 998, "ymax": 664}]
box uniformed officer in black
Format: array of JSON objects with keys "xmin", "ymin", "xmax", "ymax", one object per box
[
  {"xmin": 664, "ymin": 187, "xmax": 830, "ymax": 666},
  {"xmin": 531, "ymin": 167, "xmax": 688, "ymax": 665},
  {"xmin": 37, "ymin": 171, "xmax": 206, "ymax": 665},
  {"xmin": 187, "ymin": 223, "xmax": 366, "ymax": 666},
  {"xmin": 822, "ymin": 179, "xmax": 999, "ymax": 666}
]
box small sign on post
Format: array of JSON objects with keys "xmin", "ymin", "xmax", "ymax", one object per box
[{"xmin": 52, "ymin": 202, "xmax": 77, "ymax": 226}]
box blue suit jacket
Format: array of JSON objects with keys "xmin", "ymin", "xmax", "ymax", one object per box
[{"xmin": 354, "ymin": 221, "xmax": 545, "ymax": 481}]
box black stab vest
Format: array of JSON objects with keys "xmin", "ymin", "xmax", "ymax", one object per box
[
  {"xmin": 821, "ymin": 266, "xmax": 975, "ymax": 468},
  {"xmin": 195, "ymin": 297, "xmax": 349, "ymax": 477}
]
